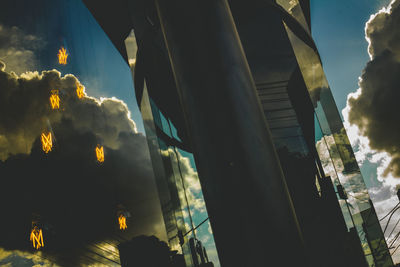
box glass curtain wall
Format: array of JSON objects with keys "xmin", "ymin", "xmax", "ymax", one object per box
[
  {"xmin": 138, "ymin": 85, "xmax": 221, "ymax": 267},
  {"xmin": 126, "ymin": 29, "xmax": 221, "ymax": 267},
  {"xmin": 276, "ymin": 1, "xmax": 393, "ymax": 266},
  {"xmin": 0, "ymin": 0, "xmax": 167, "ymax": 266}
]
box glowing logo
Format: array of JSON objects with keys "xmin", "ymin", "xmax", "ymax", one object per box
[
  {"xmin": 50, "ymin": 90, "xmax": 60, "ymax": 110},
  {"xmin": 96, "ymin": 145, "xmax": 104, "ymax": 163},
  {"xmin": 30, "ymin": 226, "xmax": 44, "ymax": 250},
  {"xmin": 58, "ymin": 47, "xmax": 68, "ymax": 65},
  {"xmin": 118, "ymin": 214, "xmax": 127, "ymax": 230},
  {"xmin": 41, "ymin": 132, "xmax": 52, "ymax": 153},
  {"xmin": 76, "ymin": 83, "xmax": 85, "ymax": 99}
]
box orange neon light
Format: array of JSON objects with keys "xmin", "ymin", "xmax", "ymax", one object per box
[
  {"xmin": 96, "ymin": 145, "xmax": 104, "ymax": 163},
  {"xmin": 30, "ymin": 226, "xmax": 44, "ymax": 250},
  {"xmin": 58, "ymin": 47, "xmax": 68, "ymax": 65},
  {"xmin": 76, "ymin": 83, "xmax": 85, "ymax": 99},
  {"xmin": 118, "ymin": 214, "xmax": 127, "ymax": 230},
  {"xmin": 50, "ymin": 90, "xmax": 60, "ymax": 109},
  {"xmin": 41, "ymin": 132, "xmax": 52, "ymax": 153}
]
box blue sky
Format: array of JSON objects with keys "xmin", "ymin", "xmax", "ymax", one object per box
[
  {"xmin": 33, "ymin": 0, "xmax": 145, "ymax": 134},
  {"xmin": 59, "ymin": 0, "xmax": 144, "ymax": 133},
  {"xmin": 311, "ymin": 0, "xmax": 390, "ymax": 112},
  {"xmin": 310, "ymin": 1, "xmax": 393, "ymax": 188}
]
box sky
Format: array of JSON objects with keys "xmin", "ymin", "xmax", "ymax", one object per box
[
  {"xmin": 311, "ymin": 0, "xmax": 400, "ymax": 263},
  {"xmin": 311, "ymin": 0, "xmax": 390, "ymax": 112},
  {"xmin": 0, "ymin": 0, "xmax": 145, "ymax": 134}
]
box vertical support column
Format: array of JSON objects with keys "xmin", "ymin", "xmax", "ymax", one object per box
[{"xmin": 155, "ymin": 0, "xmax": 308, "ymax": 266}]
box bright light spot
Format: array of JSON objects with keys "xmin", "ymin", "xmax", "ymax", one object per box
[
  {"xmin": 41, "ymin": 132, "xmax": 52, "ymax": 153},
  {"xmin": 30, "ymin": 226, "xmax": 44, "ymax": 250},
  {"xmin": 76, "ymin": 83, "xmax": 85, "ymax": 99},
  {"xmin": 96, "ymin": 145, "xmax": 104, "ymax": 163},
  {"xmin": 118, "ymin": 214, "xmax": 127, "ymax": 230},
  {"xmin": 58, "ymin": 47, "xmax": 68, "ymax": 65},
  {"xmin": 49, "ymin": 90, "xmax": 60, "ymax": 110}
]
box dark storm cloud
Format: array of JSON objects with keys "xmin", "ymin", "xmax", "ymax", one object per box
[
  {"xmin": 0, "ymin": 63, "xmax": 165, "ymax": 265},
  {"xmin": 347, "ymin": 0, "xmax": 400, "ymax": 178}
]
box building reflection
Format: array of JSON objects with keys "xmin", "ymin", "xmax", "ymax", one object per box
[{"xmin": 0, "ymin": 0, "xmax": 394, "ymax": 266}]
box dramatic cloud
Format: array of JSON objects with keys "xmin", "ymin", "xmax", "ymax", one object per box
[
  {"xmin": 0, "ymin": 62, "xmax": 165, "ymax": 265},
  {"xmin": 347, "ymin": 0, "xmax": 400, "ymax": 178},
  {"xmin": 341, "ymin": 0, "xmax": 400, "ymax": 261},
  {"xmin": 0, "ymin": 24, "xmax": 43, "ymax": 74}
]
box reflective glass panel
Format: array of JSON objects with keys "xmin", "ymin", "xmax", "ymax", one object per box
[
  {"xmin": 283, "ymin": 20, "xmax": 392, "ymax": 265},
  {"xmin": 0, "ymin": 0, "xmax": 167, "ymax": 266}
]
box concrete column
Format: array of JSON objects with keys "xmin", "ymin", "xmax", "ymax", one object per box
[{"xmin": 155, "ymin": 0, "xmax": 308, "ymax": 266}]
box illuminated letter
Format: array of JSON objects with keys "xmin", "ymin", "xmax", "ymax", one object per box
[
  {"xmin": 76, "ymin": 83, "xmax": 85, "ymax": 99},
  {"xmin": 96, "ymin": 145, "xmax": 104, "ymax": 163},
  {"xmin": 118, "ymin": 214, "xmax": 127, "ymax": 230},
  {"xmin": 30, "ymin": 226, "xmax": 44, "ymax": 250},
  {"xmin": 58, "ymin": 47, "xmax": 68, "ymax": 65},
  {"xmin": 41, "ymin": 132, "xmax": 52, "ymax": 153},
  {"xmin": 50, "ymin": 90, "xmax": 60, "ymax": 110}
]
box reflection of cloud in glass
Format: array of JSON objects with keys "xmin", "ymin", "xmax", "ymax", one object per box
[
  {"xmin": 0, "ymin": 63, "xmax": 166, "ymax": 265},
  {"xmin": 161, "ymin": 149, "xmax": 207, "ymax": 220},
  {"xmin": 0, "ymin": 247, "xmax": 56, "ymax": 267},
  {"xmin": 316, "ymin": 135, "xmax": 370, "ymax": 213},
  {"xmin": 0, "ymin": 64, "xmax": 138, "ymax": 161},
  {"xmin": 160, "ymin": 148, "xmax": 220, "ymax": 266},
  {"xmin": 0, "ymin": 24, "xmax": 43, "ymax": 74}
]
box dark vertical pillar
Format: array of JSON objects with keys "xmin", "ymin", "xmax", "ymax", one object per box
[{"xmin": 155, "ymin": 0, "xmax": 308, "ymax": 266}]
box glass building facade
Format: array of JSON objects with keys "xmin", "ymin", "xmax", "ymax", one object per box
[
  {"xmin": 0, "ymin": 0, "xmax": 168, "ymax": 266},
  {"xmin": 0, "ymin": 0, "xmax": 394, "ymax": 266}
]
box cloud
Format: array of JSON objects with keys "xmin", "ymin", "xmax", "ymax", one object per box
[
  {"xmin": 365, "ymin": 0, "xmax": 400, "ymax": 59},
  {"xmin": 340, "ymin": 1, "xmax": 400, "ymax": 261},
  {"xmin": 316, "ymin": 134, "xmax": 370, "ymax": 214},
  {"xmin": 0, "ymin": 247, "xmax": 56, "ymax": 267},
  {"xmin": 0, "ymin": 24, "xmax": 43, "ymax": 74},
  {"xmin": 347, "ymin": 0, "xmax": 400, "ymax": 178},
  {"xmin": 0, "ymin": 64, "xmax": 137, "ymax": 161},
  {"xmin": 160, "ymin": 148, "xmax": 207, "ymax": 220},
  {"xmin": 0, "ymin": 62, "xmax": 165, "ymax": 265}
]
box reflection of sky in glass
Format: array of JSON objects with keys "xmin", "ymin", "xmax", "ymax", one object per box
[
  {"xmin": 286, "ymin": 13, "xmax": 391, "ymax": 261},
  {"xmin": 149, "ymin": 102, "xmax": 220, "ymax": 265},
  {"xmin": 24, "ymin": 0, "xmax": 144, "ymax": 134},
  {"xmin": 195, "ymin": 220, "xmax": 220, "ymax": 267},
  {"xmin": 159, "ymin": 146, "xmax": 221, "ymax": 266},
  {"xmin": 286, "ymin": 21, "xmax": 372, "ymax": 210},
  {"xmin": 0, "ymin": 0, "xmax": 167, "ymax": 265},
  {"xmin": 175, "ymin": 150, "xmax": 220, "ymax": 267},
  {"xmin": 156, "ymin": 114, "xmax": 220, "ymax": 266}
]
